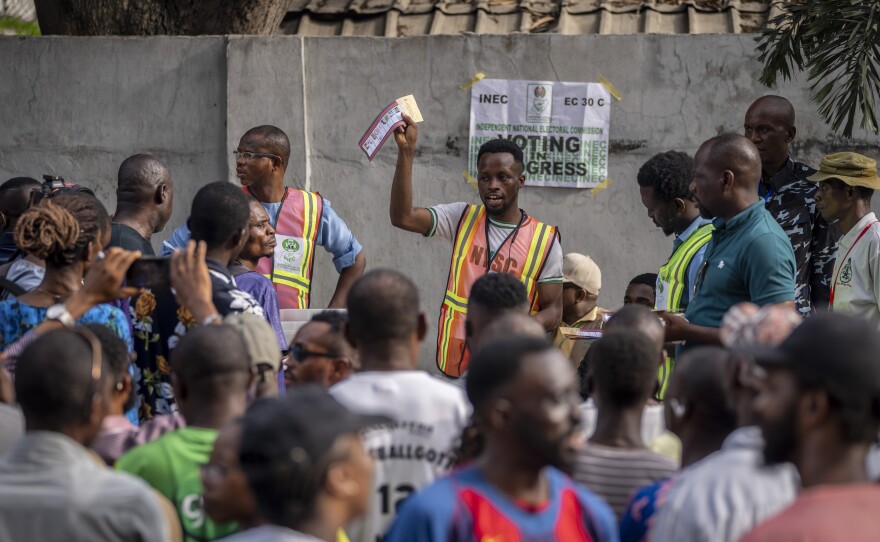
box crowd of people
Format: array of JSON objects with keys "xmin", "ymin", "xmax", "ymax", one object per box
[{"xmin": 0, "ymin": 93, "xmax": 879, "ymax": 541}]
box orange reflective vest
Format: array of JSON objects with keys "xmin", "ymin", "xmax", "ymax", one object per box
[
  {"xmin": 243, "ymin": 186, "xmax": 322, "ymax": 309},
  {"xmin": 436, "ymin": 205, "xmax": 558, "ymax": 377}
]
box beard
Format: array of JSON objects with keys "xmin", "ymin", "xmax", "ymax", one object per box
[
  {"xmin": 761, "ymin": 402, "xmax": 799, "ymax": 466},
  {"xmin": 514, "ymin": 416, "xmax": 577, "ymax": 472}
]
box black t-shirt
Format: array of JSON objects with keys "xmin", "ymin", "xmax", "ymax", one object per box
[{"xmin": 109, "ymin": 223, "xmax": 155, "ymax": 256}]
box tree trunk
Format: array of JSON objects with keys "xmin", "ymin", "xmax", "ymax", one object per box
[{"xmin": 34, "ymin": 0, "xmax": 293, "ymax": 35}]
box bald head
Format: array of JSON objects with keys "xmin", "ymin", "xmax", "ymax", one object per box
[
  {"xmin": 704, "ymin": 134, "xmax": 762, "ymax": 190},
  {"xmin": 347, "ymin": 269, "xmax": 421, "ymax": 345},
  {"xmin": 117, "ymin": 154, "xmax": 171, "ymax": 201},
  {"xmin": 666, "ymin": 347, "xmax": 737, "ymax": 439},
  {"xmin": 747, "ymin": 95, "xmax": 795, "ymax": 128},
  {"xmin": 605, "ymin": 304, "xmax": 664, "ymax": 354},
  {"xmin": 477, "ymin": 313, "xmax": 546, "ymax": 352},
  {"xmin": 171, "ymin": 325, "xmax": 250, "ymax": 402},
  {"xmin": 744, "ymin": 96, "xmax": 797, "ymax": 175}
]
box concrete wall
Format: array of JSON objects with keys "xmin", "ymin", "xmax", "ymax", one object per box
[{"xmin": 3, "ymin": 34, "xmax": 879, "ymax": 370}]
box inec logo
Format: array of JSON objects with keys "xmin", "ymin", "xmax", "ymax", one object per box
[
  {"xmin": 526, "ymin": 83, "xmax": 552, "ymax": 124},
  {"xmin": 841, "ymin": 258, "xmax": 853, "ymax": 284},
  {"xmin": 283, "ymin": 238, "xmax": 300, "ymax": 252}
]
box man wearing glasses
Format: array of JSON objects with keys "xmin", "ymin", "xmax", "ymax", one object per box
[{"xmin": 162, "ymin": 125, "xmax": 366, "ymax": 310}]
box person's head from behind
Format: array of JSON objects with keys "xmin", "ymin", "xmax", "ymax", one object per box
[
  {"xmin": 236, "ymin": 125, "xmax": 291, "ymax": 187},
  {"xmin": 14, "ymin": 192, "xmax": 111, "ymax": 273},
  {"xmin": 690, "ymin": 134, "xmax": 762, "ymax": 219},
  {"xmin": 15, "ymin": 328, "xmax": 115, "ymax": 446},
  {"xmin": 203, "ymin": 418, "xmax": 260, "ymax": 527},
  {"xmin": 189, "ymin": 181, "xmax": 251, "ymax": 262},
  {"xmin": 116, "ymin": 154, "xmax": 174, "ymax": 234},
  {"xmin": 664, "ymin": 347, "xmax": 737, "ymax": 449},
  {"xmin": 466, "ymin": 337, "xmax": 581, "ymax": 471},
  {"xmin": 476, "ymin": 139, "xmax": 525, "ymax": 217},
  {"xmin": 466, "ymin": 272, "xmax": 529, "ymax": 352},
  {"xmin": 810, "ymin": 153, "xmax": 879, "ymax": 225},
  {"xmin": 289, "ymin": 311, "xmax": 357, "ymax": 388},
  {"xmin": 0, "ymin": 177, "xmax": 41, "ymax": 234},
  {"xmin": 345, "ymin": 269, "xmax": 425, "ymax": 366},
  {"xmin": 240, "ymin": 387, "xmax": 381, "ymax": 531},
  {"xmin": 750, "ymin": 313, "xmax": 880, "ymax": 475},
  {"xmin": 170, "ymin": 325, "xmax": 252, "ymax": 420},
  {"xmin": 238, "ymin": 199, "xmax": 277, "ymax": 265},
  {"xmin": 479, "ymin": 312, "xmax": 546, "ymax": 349},
  {"xmin": 605, "ymin": 304, "xmax": 665, "ymax": 355},
  {"xmin": 561, "ymin": 253, "xmax": 601, "ymax": 323},
  {"xmin": 743, "ymin": 95, "xmax": 796, "ymax": 173},
  {"xmin": 637, "ymin": 151, "xmax": 696, "ymax": 236},
  {"xmin": 588, "ymin": 330, "xmax": 657, "ymax": 416},
  {"xmin": 84, "ymin": 324, "xmax": 134, "ymax": 417},
  {"xmin": 623, "ymin": 273, "xmax": 657, "ymax": 309}
]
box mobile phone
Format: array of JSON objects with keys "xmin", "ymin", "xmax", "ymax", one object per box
[{"xmin": 126, "ymin": 256, "xmax": 171, "ymax": 290}]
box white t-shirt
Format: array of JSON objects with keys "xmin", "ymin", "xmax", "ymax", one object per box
[
  {"xmin": 830, "ymin": 212, "xmax": 880, "ymax": 324},
  {"xmin": 427, "ymin": 202, "xmax": 563, "ymax": 284},
  {"xmin": 330, "ymin": 371, "xmax": 470, "ymax": 542}
]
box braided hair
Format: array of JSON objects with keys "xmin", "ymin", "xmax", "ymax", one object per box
[{"xmin": 14, "ymin": 192, "xmax": 109, "ymax": 267}]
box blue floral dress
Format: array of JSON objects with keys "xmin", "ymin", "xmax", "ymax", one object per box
[{"xmin": 0, "ymin": 299, "xmax": 137, "ymax": 424}]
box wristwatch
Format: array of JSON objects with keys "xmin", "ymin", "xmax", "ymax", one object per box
[{"xmin": 46, "ymin": 304, "xmax": 76, "ymax": 329}]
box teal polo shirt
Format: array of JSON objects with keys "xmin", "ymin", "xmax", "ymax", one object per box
[{"xmin": 684, "ymin": 200, "xmax": 796, "ymax": 332}]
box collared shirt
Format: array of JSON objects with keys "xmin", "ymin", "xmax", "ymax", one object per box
[
  {"xmin": 685, "ymin": 201, "xmax": 796, "ymax": 338},
  {"xmin": 130, "ymin": 259, "xmax": 263, "ymax": 420},
  {"xmin": 161, "ymin": 197, "xmax": 363, "ymax": 272},
  {"xmin": 0, "ymin": 431, "xmax": 169, "ymax": 541},
  {"xmin": 648, "ymin": 426, "xmax": 798, "ymax": 542},
  {"xmin": 829, "ymin": 212, "xmax": 880, "ymax": 323},
  {"xmin": 672, "ymin": 216, "xmax": 713, "ymax": 311},
  {"xmin": 554, "ymin": 305, "xmax": 609, "ymax": 366},
  {"xmin": 760, "ymin": 158, "xmax": 839, "ymax": 314}
]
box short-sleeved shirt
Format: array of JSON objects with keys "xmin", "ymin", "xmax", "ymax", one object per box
[
  {"xmin": 110, "ymin": 223, "xmax": 155, "ymax": 256},
  {"xmin": 233, "ymin": 269, "xmax": 287, "ymax": 349},
  {"xmin": 130, "ymin": 260, "xmax": 263, "ymax": 420},
  {"xmin": 742, "ymin": 485, "xmax": 880, "ymax": 542},
  {"xmin": 385, "ymin": 465, "xmax": 618, "ymax": 542},
  {"xmin": 117, "ymin": 426, "xmax": 239, "ymax": 542},
  {"xmin": 161, "ymin": 197, "xmax": 363, "ymax": 273},
  {"xmin": 427, "ymin": 202, "xmax": 563, "ymax": 284},
  {"xmin": 0, "ymin": 258, "xmax": 45, "ymax": 300},
  {"xmin": 684, "ymin": 201, "xmax": 796, "ymax": 339},
  {"xmin": 829, "ymin": 212, "xmax": 880, "ymax": 324}
]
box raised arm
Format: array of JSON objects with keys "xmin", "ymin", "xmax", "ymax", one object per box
[{"xmin": 390, "ymin": 113, "xmax": 434, "ymax": 235}]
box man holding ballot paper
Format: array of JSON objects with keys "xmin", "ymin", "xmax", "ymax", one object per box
[{"xmin": 389, "ymin": 114, "xmax": 563, "ymax": 379}]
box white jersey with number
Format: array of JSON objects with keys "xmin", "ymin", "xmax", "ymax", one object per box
[{"xmin": 329, "ymin": 371, "xmax": 470, "ymax": 542}]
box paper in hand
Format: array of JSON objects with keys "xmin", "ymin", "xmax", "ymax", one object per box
[{"xmin": 359, "ymin": 95, "xmax": 423, "ymax": 161}]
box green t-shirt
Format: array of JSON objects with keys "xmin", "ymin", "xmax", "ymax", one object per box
[{"xmin": 116, "ymin": 427, "xmax": 239, "ymax": 542}]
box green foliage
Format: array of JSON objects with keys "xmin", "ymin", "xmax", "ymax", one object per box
[
  {"xmin": 0, "ymin": 16, "xmax": 41, "ymax": 36},
  {"xmin": 756, "ymin": 0, "xmax": 880, "ymax": 138}
]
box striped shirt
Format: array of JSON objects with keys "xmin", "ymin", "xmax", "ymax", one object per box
[{"xmin": 573, "ymin": 444, "xmax": 679, "ymax": 518}]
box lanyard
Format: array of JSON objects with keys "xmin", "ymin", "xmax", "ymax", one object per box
[
  {"xmin": 830, "ymin": 220, "xmax": 879, "ymax": 307},
  {"xmin": 484, "ymin": 209, "xmax": 526, "ymax": 271}
]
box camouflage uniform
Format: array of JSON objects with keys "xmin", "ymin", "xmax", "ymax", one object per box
[{"xmin": 759, "ymin": 158, "xmax": 840, "ymax": 315}]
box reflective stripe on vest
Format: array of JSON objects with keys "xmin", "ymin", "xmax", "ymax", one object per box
[
  {"xmin": 656, "ymin": 224, "xmax": 714, "ymax": 313},
  {"xmin": 436, "ymin": 205, "xmax": 557, "ymax": 378},
  {"xmin": 244, "ymin": 186, "xmax": 322, "ymax": 310}
]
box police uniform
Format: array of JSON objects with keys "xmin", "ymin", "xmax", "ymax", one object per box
[{"xmin": 760, "ymin": 158, "xmax": 839, "ymax": 315}]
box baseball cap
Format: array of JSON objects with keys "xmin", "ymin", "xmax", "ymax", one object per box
[
  {"xmin": 736, "ymin": 312, "xmax": 880, "ymax": 401},
  {"xmin": 224, "ymin": 312, "xmax": 282, "ymax": 372},
  {"xmin": 239, "ymin": 385, "xmax": 390, "ymax": 474},
  {"xmin": 563, "ymin": 253, "xmax": 601, "ymax": 295},
  {"xmin": 806, "ymin": 152, "xmax": 880, "ymax": 189}
]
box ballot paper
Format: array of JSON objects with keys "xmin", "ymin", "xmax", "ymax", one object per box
[
  {"xmin": 558, "ymin": 327, "xmax": 604, "ymax": 341},
  {"xmin": 359, "ymin": 95, "xmax": 423, "ymax": 160}
]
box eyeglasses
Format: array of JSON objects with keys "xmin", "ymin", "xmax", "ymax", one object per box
[
  {"xmin": 291, "ymin": 344, "xmax": 339, "ymax": 363},
  {"xmin": 199, "ymin": 462, "xmax": 230, "ymax": 479},
  {"xmin": 232, "ymin": 151, "xmax": 280, "ymax": 162},
  {"xmin": 72, "ymin": 327, "xmax": 103, "ymax": 418}
]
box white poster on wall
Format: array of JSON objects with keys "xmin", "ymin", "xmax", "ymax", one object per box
[{"xmin": 468, "ymin": 78, "xmax": 611, "ymax": 189}]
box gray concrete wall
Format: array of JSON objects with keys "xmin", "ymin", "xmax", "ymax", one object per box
[{"xmin": 3, "ymin": 34, "xmax": 879, "ymax": 370}]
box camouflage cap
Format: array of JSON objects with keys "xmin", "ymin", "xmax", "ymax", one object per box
[{"xmin": 807, "ymin": 152, "xmax": 880, "ymax": 189}]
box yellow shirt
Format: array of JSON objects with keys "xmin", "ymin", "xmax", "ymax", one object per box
[{"xmin": 554, "ymin": 306, "xmax": 609, "ymax": 366}]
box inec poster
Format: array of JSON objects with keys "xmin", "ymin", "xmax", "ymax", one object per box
[{"xmin": 468, "ymin": 79, "xmax": 611, "ymax": 188}]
